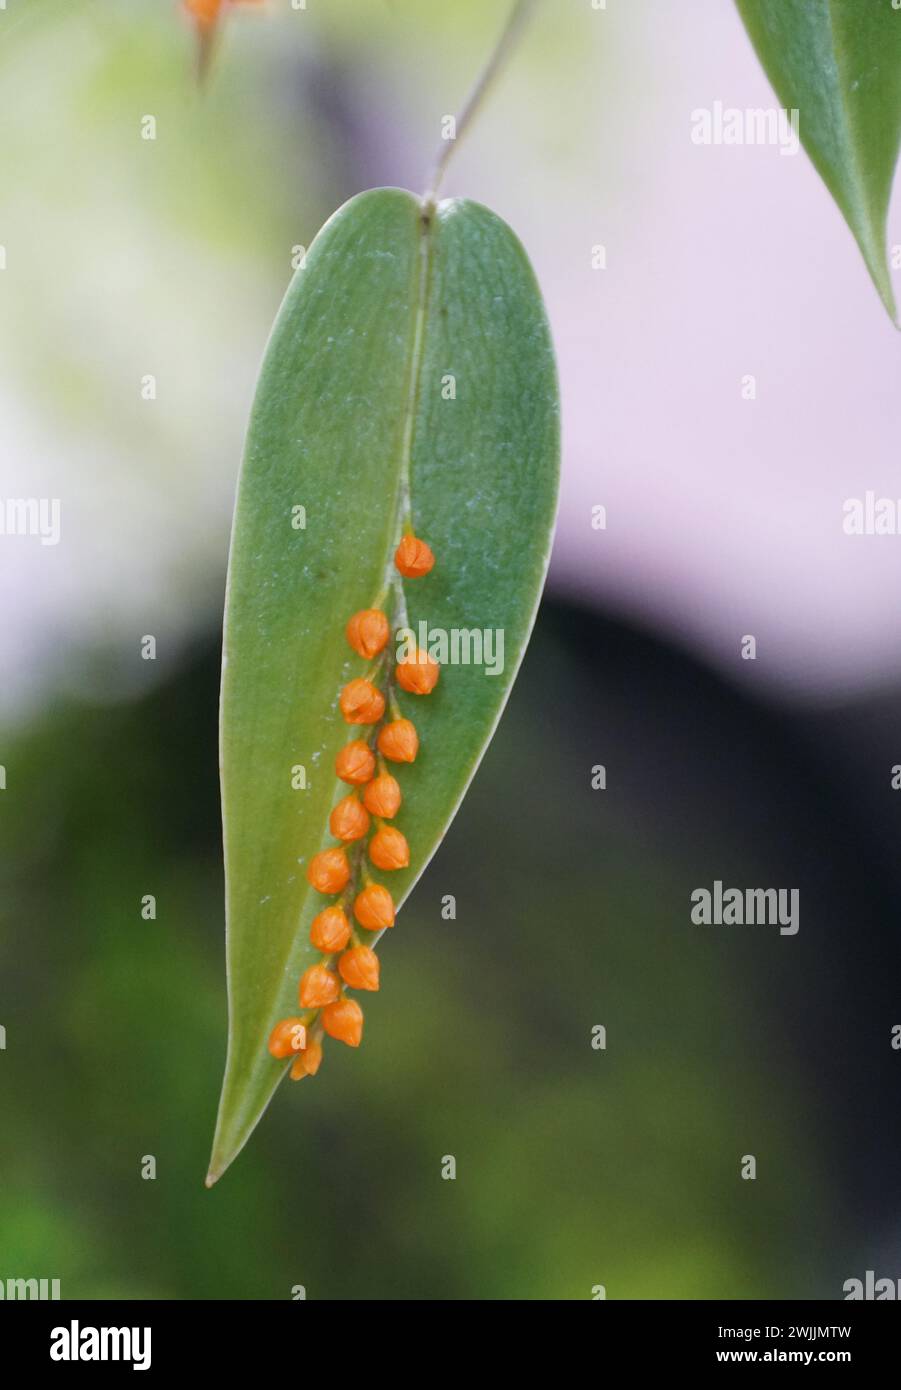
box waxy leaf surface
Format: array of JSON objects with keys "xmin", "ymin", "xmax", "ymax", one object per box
[
  {"xmin": 208, "ymin": 188, "xmax": 559, "ymax": 1183},
  {"xmin": 736, "ymin": 0, "xmax": 901, "ymax": 319}
]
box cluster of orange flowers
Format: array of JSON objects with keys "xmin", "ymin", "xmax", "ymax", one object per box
[{"xmin": 267, "ymin": 534, "xmax": 439, "ymax": 1080}]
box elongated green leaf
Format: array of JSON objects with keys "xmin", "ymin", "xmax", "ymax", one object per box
[
  {"xmin": 207, "ymin": 188, "xmax": 559, "ymax": 1184},
  {"xmin": 736, "ymin": 0, "xmax": 901, "ymax": 319}
]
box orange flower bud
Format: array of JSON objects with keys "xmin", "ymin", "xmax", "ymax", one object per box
[
  {"xmin": 369, "ymin": 825, "xmax": 410, "ymax": 870},
  {"xmin": 335, "ymin": 739, "xmax": 376, "ymax": 786},
  {"xmin": 377, "ymin": 718, "xmax": 418, "ymax": 763},
  {"xmin": 185, "ymin": 0, "xmax": 221, "ymax": 27},
  {"xmin": 298, "ymin": 963, "xmax": 340, "ymax": 1009},
  {"xmin": 267, "ymin": 1016, "xmax": 308, "ymax": 1059},
  {"xmin": 186, "ymin": 0, "xmax": 263, "ymax": 23},
  {"xmin": 322, "ymin": 998, "xmax": 364, "ymax": 1047},
  {"xmin": 345, "ymin": 608, "xmax": 390, "ymax": 660},
  {"xmin": 310, "ymin": 906, "xmax": 352, "ymax": 954},
  {"xmin": 306, "ymin": 847, "xmax": 350, "ymax": 894},
  {"xmin": 329, "ymin": 794, "xmax": 370, "ymax": 842},
  {"xmin": 395, "ymin": 535, "xmax": 435, "ymax": 578},
  {"xmin": 362, "ymin": 773, "xmax": 402, "ymax": 818},
  {"xmin": 339, "ymin": 945, "xmax": 380, "ymax": 992},
  {"xmin": 354, "ymin": 883, "xmax": 395, "ymax": 930},
  {"xmin": 396, "ymin": 649, "xmax": 440, "ymax": 695},
  {"xmin": 340, "ymin": 678, "xmax": 386, "ymax": 725},
  {"xmin": 290, "ymin": 1037, "xmax": 323, "ymax": 1080}
]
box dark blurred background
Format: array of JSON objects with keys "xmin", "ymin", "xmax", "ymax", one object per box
[
  {"xmin": 2, "ymin": 0, "xmax": 901, "ymax": 1299},
  {"xmin": 3, "ymin": 597, "xmax": 901, "ymax": 1298}
]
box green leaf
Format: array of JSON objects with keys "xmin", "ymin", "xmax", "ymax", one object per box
[
  {"xmin": 207, "ymin": 188, "xmax": 559, "ymax": 1185},
  {"xmin": 735, "ymin": 0, "xmax": 901, "ymax": 319}
]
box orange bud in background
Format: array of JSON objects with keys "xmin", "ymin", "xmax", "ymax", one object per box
[
  {"xmin": 329, "ymin": 794, "xmax": 370, "ymax": 842},
  {"xmin": 369, "ymin": 826, "xmax": 410, "ymax": 871},
  {"xmin": 339, "ymin": 946, "xmax": 380, "ymax": 992},
  {"xmin": 335, "ymin": 740, "xmax": 376, "ymax": 785},
  {"xmin": 377, "ymin": 718, "xmax": 418, "ymax": 763},
  {"xmin": 345, "ymin": 608, "xmax": 390, "ymax": 660},
  {"xmin": 396, "ymin": 649, "xmax": 440, "ymax": 695},
  {"xmin": 185, "ymin": 0, "xmax": 221, "ymax": 27},
  {"xmin": 290, "ymin": 1037, "xmax": 323, "ymax": 1080},
  {"xmin": 298, "ymin": 964, "xmax": 340, "ymax": 1009},
  {"xmin": 322, "ymin": 998, "xmax": 364, "ymax": 1047},
  {"xmin": 186, "ymin": 0, "xmax": 264, "ymax": 23},
  {"xmin": 310, "ymin": 907, "xmax": 352, "ymax": 954},
  {"xmin": 354, "ymin": 883, "xmax": 395, "ymax": 930},
  {"xmin": 267, "ymin": 1017, "xmax": 308, "ymax": 1059},
  {"xmin": 340, "ymin": 678, "xmax": 385, "ymax": 725},
  {"xmin": 306, "ymin": 847, "xmax": 350, "ymax": 894},
  {"xmin": 186, "ymin": 0, "xmax": 264, "ymax": 84},
  {"xmin": 363, "ymin": 773, "xmax": 402, "ymax": 818},
  {"xmin": 395, "ymin": 535, "xmax": 435, "ymax": 578}
]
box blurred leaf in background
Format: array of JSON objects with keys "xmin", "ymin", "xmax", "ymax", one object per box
[{"xmin": 736, "ymin": 0, "xmax": 901, "ymax": 320}]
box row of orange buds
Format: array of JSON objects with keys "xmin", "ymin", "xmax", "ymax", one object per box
[{"xmin": 268, "ymin": 533, "xmax": 439, "ymax": 1081}]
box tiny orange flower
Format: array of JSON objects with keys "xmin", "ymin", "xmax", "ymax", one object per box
[
  {"xmin": 369, "ymin": 825, "xmax": 410, "ymax": 871},
  {"xmin": 396, "ymin": 649, "xmax": 440, "ymax": 695},
  {"xmin": 329, "ymin": 794, "xmax": 370, "ymax": 842},
  {"xmin": 339, "ymin": 945, "xmax": 380, "ymax": 992},
  {"xmin": 185, "ymin": 0, "xmax": 221, "ymax": 27},
  {"xmin": 306, "ymin": 847, "xmax": 351, "ymax": 894},
  {"xmin": 335, "ymin": 740, "xmax": 376, "ymax": 786},
  {"xmin": 298, "ymin": 963, "xmax": 340, "ymax": 1009},
  {"xmin": 322, "ymin": 998, "xmax": 364, "ymax": 1047},
  {"xmin": 310, "ymin": 906, "xmax": 352, "ymax": 954},
  {"xmin": 346, "ymin": 608, "xmax": 390, "ymax": 660},
  {"xmin": 377, "ymin": 718, "xmax": 419, "ymax": 763},
  {"xmin": 340, "ymin": 678, "xmax": 385, "ymax": 725},
  {"xmin": 302, "ymin": 1036, "xmax": 323, "ymax": 1075},
  {"xmin": 362, "ymin": 773, "xmax": 402, "ymax": 818},
  {"xmin": 267, "ymin": 1016, "xmax": 308, "ymax": 1059},
  {"xmin": 354, "ymin": 883, "xmax": 395, "ymax": 930},
  {"xmin": 290, "ymin": 1037, "xmax": 323, "ymax": 1080},
  {"xmin": 395, "ymin": 535, "xmax": 435, "ymax": 578}
]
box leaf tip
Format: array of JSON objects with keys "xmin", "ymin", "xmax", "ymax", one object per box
[
  {"xmin": 878, "ymin": 274, "xmax": 899, "ymax": 328},
  {"xmin": 861, "ymin": 235, "xmax": 899, "ymax": 326}
]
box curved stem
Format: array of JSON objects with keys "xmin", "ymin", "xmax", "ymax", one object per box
[{"xmin": 423, "ymin": 0, "xmax": 539, "ymax": 206}]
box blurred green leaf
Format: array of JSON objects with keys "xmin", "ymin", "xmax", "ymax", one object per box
[
  {"xmin": 208, "ymin": 187, "xmax": 559, "ymax": 1184},
  {"xmin": 736, "ymin": 0, "xmax": 901, "ymax": 319}
]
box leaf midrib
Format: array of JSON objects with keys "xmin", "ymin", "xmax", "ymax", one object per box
[
  {"xmin": 823, "ymin": 0, "xmax": 879, "ymax": 268},
  {"xmin": 243, "ymin": 199, "xmax": 437, "ymax": 1059}
]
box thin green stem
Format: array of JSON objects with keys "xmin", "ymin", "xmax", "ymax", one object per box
[
  {"xmin": 423, "ymin": 0, "xmax": 539, "ymax": 206},
  {"xmin": 392, "ymin": 212, "xmax": 433, "ymax": 554}
]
